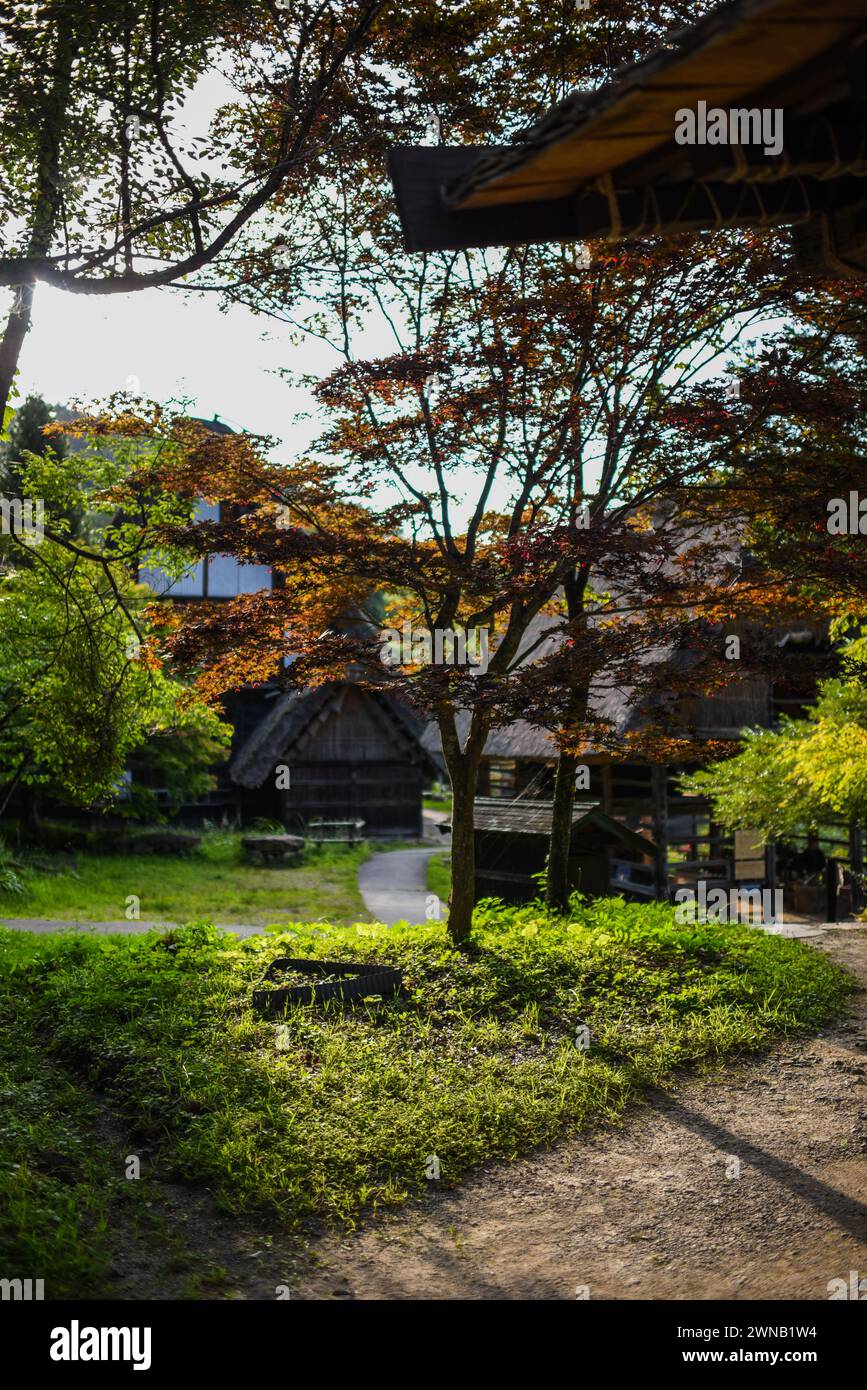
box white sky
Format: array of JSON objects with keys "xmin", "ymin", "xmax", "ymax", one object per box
[
  {"xmin": 13, "ymin": 279, "xmax": 322, "ymax": 458},
  {"xmin": 10, "ymin": 64, "xmax": 332, "ymax": 462}
]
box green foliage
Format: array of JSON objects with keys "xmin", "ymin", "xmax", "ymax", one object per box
[
  {"xmin": 0, "ymin": 899, "xmax": 851, "ymax": 1248},
  {"xmin": 0, "ymin": 434, "xmax": 229, "ymax": 809},
  {"xmin": 0, "ymin": 835, "xmax": 24, "ymax": 895},
  {"xmin": 2, "ymin": 393, "xmax": 66, "ymax": 483},
  {"xmin": 0, "ymin": 538, "xmax": 229, "ymax": 805},
  {"xmin": 0, "ymin": 927, "xmax": 115, "ymax": 1295},
  {"xmin": 125, "ymin": 717, "xmax": 233, "ymax": 821},
  {"xmin": 680, "ymin": 625, "xmax": 867, "ymax": 836}
]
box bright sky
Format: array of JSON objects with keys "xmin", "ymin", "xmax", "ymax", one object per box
[
  {"xmin": 7, "ymin": 66, "xmax": 771, "ymax": 524},
  {"xmin": 10, "ymin": 62, "xmax": 334, "ymax": 462},
  {"xmin": 13, "ymin": 279, "xmax": 324, "ymax": 458}
]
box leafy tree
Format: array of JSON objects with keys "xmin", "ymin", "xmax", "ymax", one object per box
[
  {"xmin": 0, "ymin": 535, "xmax": 230, "ymax": 815},
  {"xmin": 219, "ymin": 214, "xmax": 852, "ymax": 931},
  {"xmin": 0, "ymin": 392, "xmax": 84, "ymax": 537},
  {"xmin": 0, "ymin": 0, "xmax": 392, "ymax": 419},
  {"xmin": 679, "ymin": 621, "xmax": 867, "ymax": 838},
  {"xmin": 125, "ymin": 714, "xmax": 233, "ymax": 821},
  {"xmin": 0, "ymin": 431, "xmax": 231, "ymax": 819},
  {"xmin": 25, "ymin": 0, "xmax": 862, "ymax": 941},
  {"xmin": 106, "ymin": 231, "xmax": 835, "ymax": 942},
  {"xmin": 199, "ymin": 0, "xmax": 860, "ymax": 927},
  {"xmin": 3, "ymin": 392, "xmax": 66, "ymax": 471}
]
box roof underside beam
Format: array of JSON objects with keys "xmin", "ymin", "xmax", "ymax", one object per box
[{"xmin": 388, "ymin": 145, "xmax": 865, "ymax": 256}]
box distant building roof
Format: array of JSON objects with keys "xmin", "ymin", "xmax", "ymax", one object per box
[
  {"xmin": 229, "ymin": 681, "xmax": 438, "ymax": 788},
  {"xmin": 188, "ymin": 415, "xmax": 236, "ymax": 435}
]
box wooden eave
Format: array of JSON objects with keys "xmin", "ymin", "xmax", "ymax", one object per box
[{"xmin": 452, "ymin": 0, "xmax": 867, "ymax": 210}]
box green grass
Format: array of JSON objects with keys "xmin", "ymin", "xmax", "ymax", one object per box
[
  {"xmin": 0, "ymin": 896, "xmax": 853, "ymax": 1294},
  {"xmin": 427, "ymin": 850, "xmax": 451, "ymax": 902},
  {"xmin": 0, "ymin": 928, "xmax": 126, "ymax": 1296},
  {"xmin": 0, "ymin": 833, "xmax": 371, "ymax": 926}
]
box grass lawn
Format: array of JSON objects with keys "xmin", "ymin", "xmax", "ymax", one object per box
[
  {"xmin": 0, "ymin": 833, "xmax": 370, "ymax": 926},
  {"xmin": 0, "ymin": 897, "xmax": 853, "ymax": 1296},
  {"xmin": 427, "ymin": 850, "xmax": 451, "ymax": 902}
]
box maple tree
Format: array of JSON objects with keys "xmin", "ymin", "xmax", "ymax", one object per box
[
  {"xmin": 200, "ymin": 0, "xmax": 859, "ymax": 926},
  {"xmin": 71, "ymin": 4, "xmax": 858, "ymax": 942},
  {"xmin": 100, "ymin": 231, "xmax": 845, "ymax": 942},
  {"xmin": 19, "ymin": 1, "xmax": 865, "ymax": 943}
]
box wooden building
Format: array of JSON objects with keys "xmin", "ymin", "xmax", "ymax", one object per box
[
  {"xmin": 229, "ymin": 682, "xmax": 437, "ymax": 838},
  {"xmin": 137, "ymin": 419, "xmax": 436, "ymax": 833},
  {"xmin": 468, "ymin": 798, "xmax": 658, "ymax": 905},
  {"xmin": 389, "ymin": 0, "xmax": 867, "ymax": 277},
  {"xmin": 423, "ymin": 612, "xmax": 829, "ymax": 900}
]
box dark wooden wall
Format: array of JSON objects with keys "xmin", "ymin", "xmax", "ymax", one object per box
[{"xmin": 278, "ymin": 688, "xmax": 425, "ymax": 838}]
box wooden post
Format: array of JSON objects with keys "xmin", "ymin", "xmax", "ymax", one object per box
[
  {"xmin": 849, "ymin": 823, "xmax": 864, "ymax": 915},
  {"xmin": 601, "ymin": 763, "xmax": 613, "ymax": 815},
  {"xmin": 652, "ymin": 764, "xmax": 669, "ymax": 903},
  {"xmin": 825, "ymin": 858, "xmax": 840, "ymax": 923}
]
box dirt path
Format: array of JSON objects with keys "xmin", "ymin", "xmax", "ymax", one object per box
[{"xmin": 97, "ymin": 926, "xmax": 867, "ymax": 1301}]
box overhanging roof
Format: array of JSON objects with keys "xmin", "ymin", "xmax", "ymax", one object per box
[
  {"xmin": 388, "ymin": 0, "xmax": 867, "ymax": 273},
  {"xmin": 463, "ymin": 797, "xmax": 658, "ymax": 855}
]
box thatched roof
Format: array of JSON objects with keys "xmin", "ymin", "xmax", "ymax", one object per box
[
  {"xmin": 420, "ymin": 607, "xmax": 782, "ymax": 764},
  {"xmin": 421, "ymin": 714, "xmax": 557, "ymax": 763},
  {"xmin": 389, "ymin": 0, "xmax": 867, "ymax": 273},
  {"xmin": 229, "ymin": 682, "xmax": 436, "ymax": 788}
]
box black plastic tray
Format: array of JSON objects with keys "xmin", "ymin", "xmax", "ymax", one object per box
[{"xmin": 252, "ymin": 956, "xmax": 403, "ymax": 1013}]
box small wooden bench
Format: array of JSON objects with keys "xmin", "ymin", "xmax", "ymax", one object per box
[
  {"xmin": 241, "ymin": 834, "xmax": 305, "ymax": 865},
  {"xmin": 306, "ymin": 819, "xmax": 366, "ymax": 845}
]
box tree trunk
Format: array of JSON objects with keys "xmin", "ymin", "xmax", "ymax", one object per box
[
  {"xmin": 448, "ymin": 764, "xmax": 477, "ymax": 943},
  {"xmin": 547, "ymin": 749, "xmax": 577, "ymax": 913},
  {"xmin": 651, "ymin": 764, "xmax": 669, "ymax": 902},
  {"xmin": 439, "ymin": 710, "xmax": 488, "ymax": 946},
  {"xmin": 0, "ymin": 286, "xmax": 37, "ymax": 426},
  {"xmin": 545, "ymin": 569, "xmax": 590, "ymax": 916},
  {"xmin": 0, "ymin": 16, "xmax": 76, "ymax": 423}
]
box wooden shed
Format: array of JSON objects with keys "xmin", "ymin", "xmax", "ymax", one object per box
[
  {"xmin": 466, "ymin": 797, "xmax": 658, "ymax": 905},
  {"xmin": 229, "ymin": 681, "xmax": 437, "ymax": 838},
  {"xmin": 389, "ymin": 0, "xmax": 867, "ymax": 276}
]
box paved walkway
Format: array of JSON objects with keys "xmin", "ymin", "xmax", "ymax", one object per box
[
  {"xmin": 357, "ymin": 847, "xmax": 444, "ymax": 927},
  {"xmin": 422, "ymin": 808, "xmax": 450, "ymax": 842}
]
